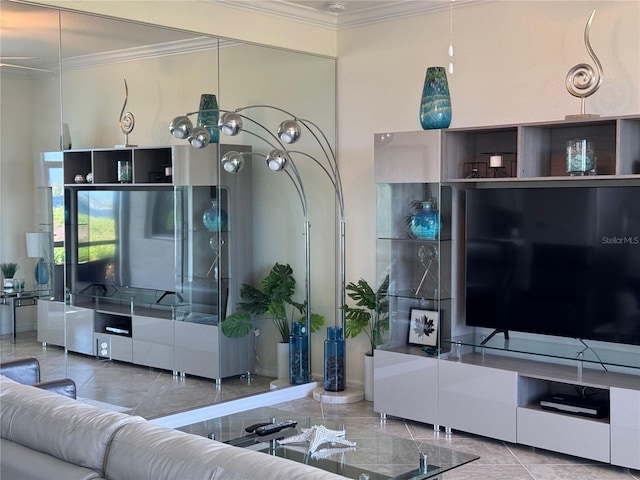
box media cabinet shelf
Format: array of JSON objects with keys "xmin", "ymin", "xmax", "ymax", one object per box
[
  {"xmin": 441, "ymin": 115, "xmax": 640, "ymax": 181},
  {"xmin": 444, "ymin": 333, "xmax": 640, "ymax": 371}
]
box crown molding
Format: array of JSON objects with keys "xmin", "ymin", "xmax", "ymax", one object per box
[
  {"xmin": 60, "ymin": 37, "xmax": 233, "ymax": 71},
  {"xmin": 211, "ymin": 1, "xmax": 488, "ymax": 30}
]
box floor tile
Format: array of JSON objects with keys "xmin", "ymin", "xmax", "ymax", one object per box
[{"xmin": 2, "ymin": 331, "xmax": 639, "ymax": 479}]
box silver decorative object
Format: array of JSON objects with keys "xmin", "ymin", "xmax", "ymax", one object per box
[
  {"xmin": 565, "ymin": 9, "xmax": 603, "ymax": 119},
  {"xmin": 117, "ymin": 79, "xmax": 136, "ymax": 147}
]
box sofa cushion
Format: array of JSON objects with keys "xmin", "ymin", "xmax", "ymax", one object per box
[
  {"xmin": 0, "ymin": 439, "xmax": 103, "ymax": 480},
  {"xmin": 0, "ymin": 376, "xmax": 145, "ymax": 476},
  {"xmin": 106, "ymin": 421, "xmax": 347, "ymax": 480}
]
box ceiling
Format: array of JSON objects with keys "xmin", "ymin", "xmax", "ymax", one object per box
[
  {"xmin": 0, "ymin": 0, "xmax": 471, "ymax": 73},
  {"xmin": 218, "ymin": 0, "xmax": 463, "ymax": 28}
]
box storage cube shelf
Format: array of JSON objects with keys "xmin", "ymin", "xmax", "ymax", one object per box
[{"xmin": 441, "ymin": 116, "xmax": 640, "ymax": 181}]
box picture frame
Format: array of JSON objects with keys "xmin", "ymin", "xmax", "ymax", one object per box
[{"xmin": 408, "ymin": 309, "xmax": 439, "ymax": 347}]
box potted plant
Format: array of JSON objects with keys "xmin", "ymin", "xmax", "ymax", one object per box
[
  {"xmin": 222, "ymin": 263, "xmax": 324, "ymax": 382},
  {"xmin": 342, "ymin": 275, "xmax": 389, "ymax": 401},
  {"xmin": 1, "ymin": 263, "xmax": 19, "ymax": 289}
]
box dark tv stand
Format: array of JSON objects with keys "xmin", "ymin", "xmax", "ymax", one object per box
[{"xmin": 481, "ymin": 329, "xmax": 509, "ymax": 345}]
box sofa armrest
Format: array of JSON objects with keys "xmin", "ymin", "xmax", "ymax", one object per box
[
  {"xmin": 0, "ymin": 357, "xmax": 40, "ymax": 384},
  {"xmin": 36, "ymin": 379, "xmax": 77, "ymax": 399}
]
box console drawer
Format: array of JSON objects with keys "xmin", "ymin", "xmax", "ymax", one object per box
[{"xmin": 517, "ymin": 406, "xmax": 609, "ymax": 462}]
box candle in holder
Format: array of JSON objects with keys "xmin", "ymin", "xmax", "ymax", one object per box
[{"xmin": 489, "ymin": 155, "xmax": 503, "ymax": 168}]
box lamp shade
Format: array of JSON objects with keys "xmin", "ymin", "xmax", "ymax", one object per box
[
  {"xmin": 169, "ymin": 116, "xmax": 193, "ymax": 139},
  {"xmin": 278, "ymin": 120, "xmax": 301, "ymax": 144},
  {"xmin": 221, "ymin": 151, "xmax": 244, "ymax": 174},
  {"xmin": 26, "ymin": 232, "xmax": 46, "ymax": 258},
  {"xmin": 188, "ymin": 126, "xmax": 210, "ymax": 148},
  {"xmin": 219, "ymin": 112, "xmax": 243, "ymax": 136},
  {"xmin": 266, "ymin": 149, "xmax": 289, "ymax": 172}
]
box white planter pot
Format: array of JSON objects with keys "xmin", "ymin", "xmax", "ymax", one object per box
[
  {"xmin": 364, "ymin": 354, "xmax": 374, "ymax": 401},
  {"xmin": 277, "ymin": 342, "xmax": 289, "ymax": 382}
]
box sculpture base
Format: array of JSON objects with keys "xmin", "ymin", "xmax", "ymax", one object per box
[
  {"xmin": 564, "ymin": 113, "xmax": 600, "ymax": 120},
  {"xmin": 270, "ymin": 379, "xmax": 290, "ymax": 390},
  {"xmin": 312, "ymin": 386, "xmax": 363, "ymax": 404}
]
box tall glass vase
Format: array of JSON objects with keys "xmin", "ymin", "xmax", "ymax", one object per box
[
  {"xmin": 197, "ymin": 94, "xmax": 219, "ymax": 144},
  {"xmin": 324, "ymin": 326, "xmax": 345, "ymax": 391},
  {"xmin": 289, "ymin": 322, "xmax": 309, "ymax": 385},
  {"xmin": 420, "ymin": 66, "xmax": 452, "ymax": 130}
]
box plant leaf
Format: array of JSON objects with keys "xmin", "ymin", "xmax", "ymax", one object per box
[{"xmin": 221, "ymin": 313, "xmax": 253, "ymax": 338}]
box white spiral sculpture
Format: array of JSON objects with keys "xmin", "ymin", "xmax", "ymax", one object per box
[{"xmin": 566, "ymin": 9, "xmax": 603, "ymax": 116}]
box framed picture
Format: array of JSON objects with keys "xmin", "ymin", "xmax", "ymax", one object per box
[{"xmin": 408, "ymin": 309, "xmax": 439, "ymax": 347}]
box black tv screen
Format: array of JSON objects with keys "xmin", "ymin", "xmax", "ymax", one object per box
[{"xmin": 465, "ymin": 186, "xmax": 640, "ymax": 346}]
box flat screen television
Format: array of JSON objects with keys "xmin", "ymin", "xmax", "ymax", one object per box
[
  {"xmin": 465, "ymin": 185, "xmax": 640, "ymax": 347},
  {"xmin": 76, "ymin": 188, "xmax": 179, "ymax": 293}
]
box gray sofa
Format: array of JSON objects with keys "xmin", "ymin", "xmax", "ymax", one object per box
[{"xmin": 0, "ymin": 376, "xmax": 345, "ymax": 480}]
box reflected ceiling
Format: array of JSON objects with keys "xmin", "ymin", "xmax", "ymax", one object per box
[{"xmin": 1, "ymin": 1, "xmax": 202, "ymax": 71}]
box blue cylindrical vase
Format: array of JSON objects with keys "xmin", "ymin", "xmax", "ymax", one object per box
[
  {"xmin": 289, "ymin": 322, "xmax": 309, "ymax": 385},
  {"xmin": 420, "ymin": 66, "xmax": 452, "ymax": 130},
  {"xmin": 324, "ymin": 326, "xmax": 345, "ymax": 391},
  {"xmin": 197, "ymin": 94, "xmax": 219, "ymax": 144}
]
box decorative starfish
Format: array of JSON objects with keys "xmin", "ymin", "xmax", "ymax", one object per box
[
  {"xmin": 277, "ymin": 425, "xmax": 356, "ymax": 454},
  {"xmin": 280, "ymin": 443, "xmax": 357, "ymax": 460}
]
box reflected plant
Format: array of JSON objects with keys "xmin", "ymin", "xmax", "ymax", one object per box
[{"xmin": 222, "ymin": 263, "xmax": 324, "ymax": 341}]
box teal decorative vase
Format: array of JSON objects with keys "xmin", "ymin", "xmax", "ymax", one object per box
[
  {"xmin": 420, "ymin": 66, "xmax": 452, "ymax": 130},
  {"xmin": 34, "ymin": 258, "xmax": 49, "ymax": 285},
  {"xmin": 202, "ymin": 200, "xmax": 227, "ymax": 232},
  {"xmin": 197, "ymin": 94, "xmax": 219, "ymax": 144},
  {"xmin": 410, "ymin": 200, "xmax": 441, "ymax": 240}
]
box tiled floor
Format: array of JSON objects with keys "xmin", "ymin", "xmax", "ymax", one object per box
[{"xmin": 1, "ymin": 331, "xmax": 638, "ymax": 479}]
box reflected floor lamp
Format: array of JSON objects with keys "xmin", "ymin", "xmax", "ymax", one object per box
[{"xmin": 169, "ymin": 105, "xmax": 352, "ymax": 398}]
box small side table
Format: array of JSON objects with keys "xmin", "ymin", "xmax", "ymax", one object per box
[{"xmin": 1, "ymin": 288, "xmax": 50, "ymax": 343}]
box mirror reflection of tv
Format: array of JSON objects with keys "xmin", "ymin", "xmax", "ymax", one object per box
[
  {"xmin": 76, "ymin": 188, "xmax": 178, "ymax": 293},
  {"xmin": 465, "ymin": 185, "xmax": 640, "ymax": 346}
]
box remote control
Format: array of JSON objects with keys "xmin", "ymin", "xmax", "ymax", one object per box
[
  {"xmin": 245, "ymin": 422, "xmax": 271, "ymax": 433},
  {"xmin": 254, "ymin": 420, "xmax": 297, "ymax": 436}
]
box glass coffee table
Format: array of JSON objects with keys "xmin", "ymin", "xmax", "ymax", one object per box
[{"xmin": 178, "ymin": 406, "xmax": 478, "ymax": 479}]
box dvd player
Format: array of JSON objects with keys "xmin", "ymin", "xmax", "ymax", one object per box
[{"xmin": 540, "ymin": 393, "xmax": 608, "ymax": 419}]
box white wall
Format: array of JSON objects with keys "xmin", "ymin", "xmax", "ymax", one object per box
[{"xmin": 337, "ymin": 1, "xmax": 640, "ymax": 383}]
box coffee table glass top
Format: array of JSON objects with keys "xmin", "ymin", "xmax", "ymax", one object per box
[{"xmin": 178, "ymin": 406, "xmax": 478, "ymax": 479}]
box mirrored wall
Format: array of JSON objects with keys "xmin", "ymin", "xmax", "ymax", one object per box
[{"xmin": 1, "ymin": 0, "xmax": 336, "ymax": 411}]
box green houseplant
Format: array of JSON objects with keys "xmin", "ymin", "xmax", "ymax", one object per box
[
  {"xmin": 1, "ymin": 263, "xmax": 19, "ymax": 279},
  {"xmin": 1, "ymin": 263, "xmax": 19, "ymax": 288},
  {"xmin": 342, "ymin": 275, "xmax": 389, "ymax": 356},
  {"xmin": 221, "ymin": 263, "xmax": 324, "ymax": 341}
]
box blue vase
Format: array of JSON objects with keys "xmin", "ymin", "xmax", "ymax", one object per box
[
  {"xmin": 34, "ymin": 258, "xmax": 49, "ymax": 285},
  {"xmin": 410, "ymin": 200, "xmax": 441, "ymax": 240},
  {"xmin": 324, "ymin": 326, "xmax": 345, "ymax": 391},
  {"xmin": 197, "ymin": 94, "xmax": 219, "ymax": 144},
  {"xmin": 202, "ymin": 200, "xmax": 227, "ymax": 232},
  {"xmin": 420, "ymin": 66, "xmax": 452, "ymax": 130},
  {"xmin": 289, "ymin": 322, "xmax": 309, "ymax": 385}
]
